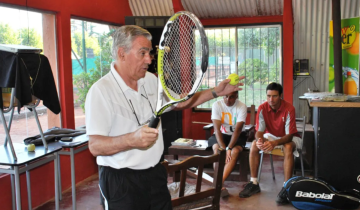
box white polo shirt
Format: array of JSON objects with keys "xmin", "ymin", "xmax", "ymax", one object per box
[
  {"xmin": 85, "ymin": 62, "xmax": 163, "ymax": 170},
  {"xmin": 211, "ymin": 99, "xmax": 247, "ymax": 135}
]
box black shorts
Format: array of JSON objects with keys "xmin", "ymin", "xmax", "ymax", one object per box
[
  {"xmin": 99, "ymin": 163, "xmax": 172, "ymax": 210},
  {"xmin": 207, "ymin": 132, "xmax": 247, "ymax": 149}
]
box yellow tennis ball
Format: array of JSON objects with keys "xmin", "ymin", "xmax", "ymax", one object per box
[
  {"xmin": 27, "ymin": 144, "xmax": 35, "ymax": 152},
  {"xmin": 227, "ymin": 74, "xmax": 239, "ymax": 85}
]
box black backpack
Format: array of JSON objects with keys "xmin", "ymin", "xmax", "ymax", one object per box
[{"xmin": 284, "ymin": 176, "xmax": 360, "ymax": 210}]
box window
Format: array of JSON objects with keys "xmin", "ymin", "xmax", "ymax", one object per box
[
  {"xmin": 71, "ymin": 19, "xmax": 117, "ymax": 129},
  {"xmin": 196, "ymin": 25, "xmax": 282, "ymax": 109},
  {"xmin": 0, "ymin": 6, "xmax": 57, "ymax": 145}
]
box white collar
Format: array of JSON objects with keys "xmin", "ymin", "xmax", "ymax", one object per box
[{"xmin": 110, "ymin": 62, "xmax": 145, "ymax": 92}]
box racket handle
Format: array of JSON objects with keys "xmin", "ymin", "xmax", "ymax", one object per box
[{"xmin": 149, "ymin": 115, "xmax": 160, "ymax": 128}]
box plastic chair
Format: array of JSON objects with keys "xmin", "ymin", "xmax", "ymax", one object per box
[{"xmin": 257, "ymin": 116, "xmax": 306, "ymax": 182}]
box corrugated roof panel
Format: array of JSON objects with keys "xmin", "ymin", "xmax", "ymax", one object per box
[
  {"xmin": 128, "ymin": 0, "xmax": 138, "ymax": 16},
  {"xmin": 142, "ymin": 1, "xmax": 151, "ymax": 16},
  {"xmin": 259, "ymin": 0, "xmax": 266, "ymax": 16},
  {"xmin": 129, "ymin": 0, "xmax": 174, "ymax": 16},
  {"xmin": 248, "ymin": 0, "xmax": 259, "ymax": 16},
  {"xmin": 228, "ymin": 0, "xmax": 239, "ymax": 17},
  {"xmin": 240, "ymin": 0, "xmax": 250, "ymax": 17},
  {"xmin": 214, "ymin": 0, "xmax": 226, "ymax": 18},
  {"xmin": 158, "ymin": 0, "xmax": 166, "ymax": 15},
  {"xmin": 135, "ymin": 0, "xmax": 145, "ymax": 16},
  {"xmin": 194, "ymin": 0, "xmax": 207, "ymax": 18},
  {"xmin": 233, "ymin": 0, "xmax": 244, "ymax": 17},
  {"xmin": 146, "ymin": 1, "xmax": 158, "ymax": 16},
  {"xmin": 181, "ymin": 0, "xmax": 283, "ymax": 19},
  {"xmin": 223, "ymin": 0, "xmax": 234, "ymax": 17},
  {"xmin": 153, "ymin": 0, "xmax": 163, "ymax": 16}
]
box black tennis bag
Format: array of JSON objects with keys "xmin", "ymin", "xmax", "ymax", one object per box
[{"xmin": 284, "ymin": 176, "xmax": 360, "ymax": 210}]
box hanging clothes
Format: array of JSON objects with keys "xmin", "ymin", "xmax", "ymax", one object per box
[{"xmin": 0, "ymin": 50, "xmax": 61, "ymax": 114}]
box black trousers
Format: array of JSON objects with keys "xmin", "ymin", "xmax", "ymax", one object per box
[
  {"xmin": 207, "ymin": 132, "xmax": 247, "ymax": 149},
  {"xmin": 99, "ymin": 163, "xmax": 172, "ymax": 210}
]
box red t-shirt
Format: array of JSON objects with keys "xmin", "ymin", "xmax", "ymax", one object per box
[{"xmin": 255, "ymin": 100, "xmax": 299, "ymax": 137}]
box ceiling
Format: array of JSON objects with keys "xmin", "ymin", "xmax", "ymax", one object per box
[
  {"xmin": 129, "ymin": 0, "xmax": 283, "ymax": 18},
  {"xmin": 129, "ymin": 0, "xmax": 174, "ymax": 16},
  {"xmin": 182, "ymin": 0, "xmax": 283, "ymax": 18}
]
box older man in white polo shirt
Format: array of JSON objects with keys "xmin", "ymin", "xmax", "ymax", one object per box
[{"xmin": 85, "ymin": 25, "xmax": 245, "ymax": 210}]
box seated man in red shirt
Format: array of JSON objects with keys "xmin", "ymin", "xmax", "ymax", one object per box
[{"xmin": 238, "ymin": 83, "xmax": 302, "ymax": 205}]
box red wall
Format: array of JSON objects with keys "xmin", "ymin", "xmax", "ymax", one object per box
[{"xmin": 0, "ymin": 0, "xmax": 294, "ymax": 208}]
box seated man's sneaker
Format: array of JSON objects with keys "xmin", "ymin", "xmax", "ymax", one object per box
[
  {"xmin": 220, "ymin": 188, "xmax": 230, "ymax": 198},
  {"xmin": 239, "ymin": 182, "xmax": 261, "ymax": 198},
  {"xmin": 276, "ymin": 187, "xmax": 289, "ymax": 204}
]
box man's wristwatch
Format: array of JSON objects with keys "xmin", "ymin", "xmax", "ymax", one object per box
[
  {"xmin": 226, "ymin": 146, "xmax": 233, "ymax": 151},
  {"xmin": 211, "ymin": 88, "xmax": 218, "ymax": 98}
]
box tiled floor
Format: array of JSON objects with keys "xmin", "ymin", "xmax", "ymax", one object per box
[{"xmin": 36, "ymin": 155, "xmax": 309, "ymax": 210}]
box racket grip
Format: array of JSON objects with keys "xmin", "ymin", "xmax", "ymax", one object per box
[{"xmin": 149, "ymin": 115, "xmax": 160, "ymax": 128}]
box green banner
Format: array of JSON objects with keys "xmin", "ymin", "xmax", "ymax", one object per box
[{"xmin": 329, "ymin": 17, "xmax": 360, "ymax": 95}]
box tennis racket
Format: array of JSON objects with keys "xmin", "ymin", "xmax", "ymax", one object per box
[{"xmin": 149, "ymin": 11, "xmax": 209, "ymax": 128}]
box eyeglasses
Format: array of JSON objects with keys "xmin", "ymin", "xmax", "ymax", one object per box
[{"xmin": 128, "ymin": 92, "xmax": 154, "ymax": 126}]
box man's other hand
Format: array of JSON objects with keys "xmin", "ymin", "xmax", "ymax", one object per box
[
  {"xmin": 256, "ymin": 138, "xmax": 264, "ymax": 150},
  {"xmin": 226, "ymin": 150, "xmax": 232, "ymax": 163},
  {"xmin": 214, "ymin": 76, "xmax": 245, "ymax": 97},
  {"xmin": 262, "ymin": 140, "xmax": 276, "ymax": 152}
]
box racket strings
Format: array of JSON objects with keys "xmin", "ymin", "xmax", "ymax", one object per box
[{"xmin": 161, "ymin": 15, "xmax": 202, "ymax": 100}]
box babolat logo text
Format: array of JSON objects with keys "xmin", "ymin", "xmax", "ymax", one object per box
[{"xmin": 296, "ymin": 191, "xmax": 335, "ymax": 200}]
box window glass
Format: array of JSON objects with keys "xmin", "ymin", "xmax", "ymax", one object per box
[
  {"xmin": 71, "ymin": 19, "xmax": 117, "ymax": 129},
  {"xmin": 0, "ymin": 6, "xmax": 57, "ymax": 145},
  {"xmin": 196, "ymin": 25, "xmax": 281, "ymax": 109}
]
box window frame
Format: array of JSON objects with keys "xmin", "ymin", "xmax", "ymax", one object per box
[
  {"xmin": 0, "ymin": 5, "xmax": 60, "ymax": 137},
  {"xmin": 194, "ymin": 23, "xmax": 283, "ymax": 111},
  {"xmin": 70, "ymin": 17, "xmax": 119, "ymax": 129}
]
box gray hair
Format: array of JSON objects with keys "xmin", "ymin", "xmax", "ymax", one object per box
[{"xmin": 111, "ymin": 25, "xmax": 152, "ymax": 60}]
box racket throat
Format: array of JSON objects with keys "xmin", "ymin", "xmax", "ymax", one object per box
[{"xmin": 149, "ymin": 115, "xmax": 161, "ymax": 128}]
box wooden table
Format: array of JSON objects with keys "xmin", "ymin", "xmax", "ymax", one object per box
[
  {"xmin": 168, "ymin": 140, "xmax": 211, "ymax": 157},
  {"xmin": 168, "ymin": 140, "xmax": 251, "ymax": 182}
]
